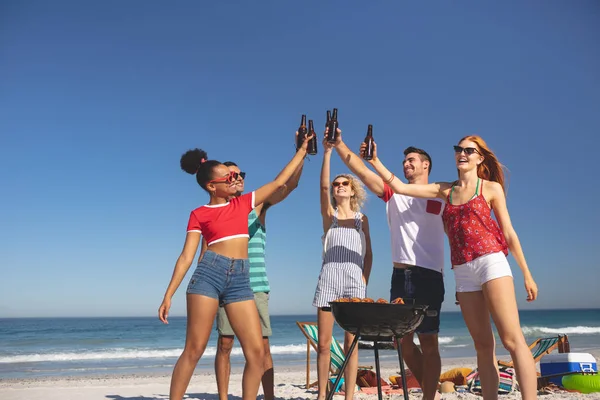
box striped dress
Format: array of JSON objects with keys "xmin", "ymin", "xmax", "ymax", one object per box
[{"xmin": 313, "ymin": 209, "xmax": 367, "ymax": 308}]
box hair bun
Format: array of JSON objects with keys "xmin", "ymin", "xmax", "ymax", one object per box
[{"xmin": 180, "ymin": 148, "xmax": 208, "ymax": 175}]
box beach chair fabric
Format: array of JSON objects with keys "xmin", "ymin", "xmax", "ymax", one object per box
[
  {"xmin": 498, "ymin": 334, "xmax": 569, "ymax": 367},
  {"xmin": 296, "ymin": 321, "xmax": 372, "ymax": 389},
  {"xmin": 300, "ymin": 322, "xmax": 345, "ymax": 372}
]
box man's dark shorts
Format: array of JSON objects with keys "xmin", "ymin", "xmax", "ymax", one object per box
[{"xmin": 390, "ymin": 266, "xmax": 445, "ymax": 334}]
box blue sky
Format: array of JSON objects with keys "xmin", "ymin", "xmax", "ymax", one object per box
[{"xmin": 1, "ymin": 1, "xmax": 598, "ymax": 318}]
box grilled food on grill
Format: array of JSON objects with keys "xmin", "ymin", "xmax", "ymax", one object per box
[
  {"xmin": 334, "ymin": 297, "xmax": 396, "ymax": 304},
  {"xmin": 362, "ymin": 297, "xmax": 375, "ymax": 303}
]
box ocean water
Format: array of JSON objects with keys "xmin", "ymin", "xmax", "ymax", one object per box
[{"xmin": 1, "ymin": 309, "xmax": 599, "ymax": 379}]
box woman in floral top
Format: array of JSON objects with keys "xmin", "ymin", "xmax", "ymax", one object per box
[{"xmin": 359, "ymin": 135, "xmax": 538, "ymax": 400}]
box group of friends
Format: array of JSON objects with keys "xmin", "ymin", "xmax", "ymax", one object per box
[{"xmin": 158, "ymin": 125, "xmax": 539, "ymax": 400}]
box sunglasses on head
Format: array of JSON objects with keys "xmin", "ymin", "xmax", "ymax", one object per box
[
  {"xmin": 332, "ymin": 181, "xmax": 350, "ymax": 187},
  {"xmin": 209, "ymin": 171, "xmax": 240, "ymax": 184},
  {"xmin": 453, "ymin": 145, "xmax": 480, "ymax": 155}
]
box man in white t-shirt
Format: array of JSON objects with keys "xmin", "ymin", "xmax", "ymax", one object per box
[{"xmin": 334, "ymin": 135, "xmax": 445, "ymax": 400}]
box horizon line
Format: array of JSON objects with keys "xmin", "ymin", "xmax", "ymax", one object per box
[{"xmin": 1, "ymin": 307, "xmax": 599, "ymax": 319}]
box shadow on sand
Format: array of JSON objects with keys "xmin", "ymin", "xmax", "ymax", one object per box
[
  {"xmin": 106, "ymin": 394, "xmax": 311, "ymax": 400},
  {"xmin": 106, "ymin": 395, "xmax": 242, "ymax": 400}
]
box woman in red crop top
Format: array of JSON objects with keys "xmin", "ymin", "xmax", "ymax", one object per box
[
  {"xmin": 158, "ymin": 132, "xmax": 313, "ymax": 400},
  {"xmin": 360, "ymin": 135, "xmax": 538, "ymax": 400}
]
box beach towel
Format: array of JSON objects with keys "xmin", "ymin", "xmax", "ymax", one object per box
[{"xmin": 466, "ymin": 365, "xmax": 519, "ymax": 394}]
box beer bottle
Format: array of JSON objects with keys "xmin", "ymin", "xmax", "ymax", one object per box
[
  {"xmin": 307, "ymin": 119, "xmax": 318, "ymax": 155},
  {"xmin": 296, "ymin": 114, "xmax": 307, "ymax": 151},
  {"xmin": 363, "ymin": 124, "xmax": 375, "ymax": 160},
  {"xmin": 327, "ymin": 108, "xmax": 338, "ymax": 143},
  {"xmin": 325, "ymin": 110, "xmax": 331, "ymax": 129}
]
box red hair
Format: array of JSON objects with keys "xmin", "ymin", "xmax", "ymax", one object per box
[{"xmin": 458, "ymin": 135, "xmax": 505, "ymax": 192}]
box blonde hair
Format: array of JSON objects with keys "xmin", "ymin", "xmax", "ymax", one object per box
[{"xmin": 330, "ymin": 174, "xmax": 367, "ymax": 212}]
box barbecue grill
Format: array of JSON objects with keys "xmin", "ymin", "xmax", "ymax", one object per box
[{"xmin": 325, "ymin": 300, "xmax": 431, "ymax": 400}]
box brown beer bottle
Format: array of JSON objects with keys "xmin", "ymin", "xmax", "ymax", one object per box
[
  {"xmin": 363, "ymin": 124, "xmax": 375, "ymax": 160},
  {"xmin": 296, "ymin": 114, "xmax": 307, "ymax": 151},
  {"xmin": 327, "ymin": 108, "xmax": 338, "ymax": 143},
  {"xmin": 325, "ymin": 110, "xmax": 331, "ymax": 129},
  {"xmin": 307, "ymin": 119, "xmax": 318, "ymax": 155}
]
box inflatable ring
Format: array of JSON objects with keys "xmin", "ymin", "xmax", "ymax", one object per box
[{"xmin": 562, "ymin": 374, "xmax": 600, "ymax": 394}]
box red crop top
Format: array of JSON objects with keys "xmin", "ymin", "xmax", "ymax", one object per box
[{"xmin": 186, "ymin": 192, "xmax": 255, "ymax": 246}]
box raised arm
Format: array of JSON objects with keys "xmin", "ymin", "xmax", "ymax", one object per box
[
  {"xmin": 158, "ymin": 231, "xmax": 201, "ymax": 324},
  {"xmin": 253, "ymin": 133, "xmax": 311, "ymax": 207},
  {"xmin": 333, "ymin": 130, "xmax": 385, "ymax": 197},
  {"xmin": 363, "ymin": 141, "xmax": 449, "ymax": 200},
  {"xmin": 488, "ymin": 181, "xmax": 538, "ymax": 302},
  {"xmin": 320, "ymin": 139, "xmax": 335, "ymax": 232},
  {"xmin": 261, "ymin": 160, "xmax": 305, "ymax": 212}
]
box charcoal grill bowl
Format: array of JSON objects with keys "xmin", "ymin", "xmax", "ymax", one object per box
[{"xmin": 329, "ymin": 301, "xmax": 428, "ymax": 339}]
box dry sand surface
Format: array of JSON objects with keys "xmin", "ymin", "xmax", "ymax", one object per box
[{"xmin": 2, "ymin": 354, "xmax": 599, "ymax": 400}]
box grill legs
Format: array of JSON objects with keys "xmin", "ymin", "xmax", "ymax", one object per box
[
  {"xmin": 373, "ymin": 340, "xmax": 383, "ymax": 400},
  {"xmin": 324, "ymin": 333, "xmax": 410, "ymax": 400},
  {"xmin": 325, "ymin": 334, "xmax": 360, "ymax": 400},
  {"xmin": 395, "ymin": 335, "xmax": 410, "ymax": 400}
]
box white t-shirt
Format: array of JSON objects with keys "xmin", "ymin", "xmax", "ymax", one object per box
[{"xmin": 380, "ymin": 183, "xmax": 445, "ymax": 273}]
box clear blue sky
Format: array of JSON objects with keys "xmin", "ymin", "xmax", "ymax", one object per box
[{"xmin": 1, "ymin": 1, "xmax": 598, "ymax": 318}]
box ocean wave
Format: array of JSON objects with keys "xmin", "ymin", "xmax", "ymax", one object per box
[
  {"xmin": 0, "ymin": 344, "xmax": 307, "ymax": 364},
  {"xmin": 522, "ymin": 326, "xmax": 600, "ymax": 336},
  {"xmin": 358, "ymin": 336, "xmax": 455, "ymax": 346},
  {"xmin": 0, "ymin": 338, "xmax": 464, "ymax": 364},
  {"xmin": 415, "ymin": 336, "xmax": 454, "ymax": 345}
]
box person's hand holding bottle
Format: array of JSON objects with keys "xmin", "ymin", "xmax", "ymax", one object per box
[
  {"xmin": 360, "ymin": 139, "xmax": 378, "ymax": 163},
  {"xmin": 323, "ymin": 127, "xmax": 342, "ymax": 153}
]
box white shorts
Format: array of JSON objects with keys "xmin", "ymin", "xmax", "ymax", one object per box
[{"xmin": 454, "ymin": 252, "xmax": 513, "ymax": 292}]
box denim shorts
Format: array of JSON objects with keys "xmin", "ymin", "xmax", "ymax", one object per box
[
  {"xmin": 390, "ymin": 266, "xmax": 445, "ymax": 334},
  {"xmin": 186, "ymin": 250, "xmax": 254, "ymax": 306}
]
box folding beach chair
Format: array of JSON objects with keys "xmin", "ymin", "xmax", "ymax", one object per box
[
  {"xmin": 296, "ymin": 321, "xmax": 372, "ymax": 389},
  {"xmin": 498, "ymin": 334, "xmax": 570, "ymax": 367}
]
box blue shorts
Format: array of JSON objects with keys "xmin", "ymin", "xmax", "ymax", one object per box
[
  {"xmin": 390, "ymin": 266, "xmax": 445, "ymax": 334},
  {"xmin": 186, "ymin": 250, "xmax": 254, "ymax": 306}
]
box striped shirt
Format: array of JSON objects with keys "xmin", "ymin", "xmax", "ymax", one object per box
[{"xmin": 248, "ymin": 210, "xmax": 270, "ymax": 293}]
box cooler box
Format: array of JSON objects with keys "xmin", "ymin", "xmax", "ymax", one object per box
[{"xmin": 540, "ymin": 353, "xmax": 597, "ymax": 386}]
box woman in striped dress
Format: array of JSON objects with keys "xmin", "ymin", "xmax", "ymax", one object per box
[{"xmin": 313, "ymin": 136, "xmax": 373, "ymax": 400}]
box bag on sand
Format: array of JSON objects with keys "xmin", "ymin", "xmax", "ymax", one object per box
[{"xmin": 357, "ymin": 370, "xmax": 388, "ymax": 388}]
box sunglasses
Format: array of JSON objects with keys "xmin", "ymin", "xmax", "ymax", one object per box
[
  {"xmin": 239, "ymin": 172, "xmax": 246, "ymax": 179},
  {"xmin": 453, "ymin": 145, "xmax": 480, "ymax": 156},
  {"xmin": 209, "ymin": 171, "xmax": 241, "ymax": 184},
  {"xmin": 332, "ymin": 181, "xmax": 350, "ymax": 187}
]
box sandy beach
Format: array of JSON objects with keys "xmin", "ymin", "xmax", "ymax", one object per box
[{"xmin": 2, "ymin": 352, "xmax": 599, "ymax": 400}]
